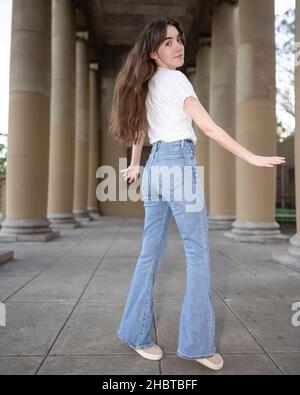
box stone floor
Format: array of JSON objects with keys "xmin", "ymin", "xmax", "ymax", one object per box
[{"xmin": 0, "ymin": 216, "xmax": 299, "ymax": 375}]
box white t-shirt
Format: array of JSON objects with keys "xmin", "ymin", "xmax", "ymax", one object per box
[{"xmin": 146, "ymin": 67, "xmax": 198, "ymax": 146}]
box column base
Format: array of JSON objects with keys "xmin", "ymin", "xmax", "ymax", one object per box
[
  {"xmin": 73, "ymin": 210, "xmax": 93, "ymax": 224},
  {"xmin": 0, "ymin": 218, "xmax": 60, "ymax": 242},
  {"xmin": 48, "ymin": 213, "xmax": 82, "ymax": 229},
  {"xmin": 272, "ymin": 233, "xmax": 300, "ymax": 271},
  {"xmin": 87, "ymin": 208, "xmax": 101, "ymax": 220},
  {"xmin": 224, "ymin": 220, "xmax": 289, "ymax": 244},
  {"xmin": 208, "ymin": 214, "xmax": 235, "ymax": 230},
  {"xmin": 0, "ymin": 249, "xmax": 14, "ymax": 264}
]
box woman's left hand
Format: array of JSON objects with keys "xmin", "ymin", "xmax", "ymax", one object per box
[{"xmin": 247, "ymin": 154, "xmax": 286, "ymax": 168}]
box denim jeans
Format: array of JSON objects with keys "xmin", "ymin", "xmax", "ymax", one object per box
[{"xmin": 117, "ymin": 138, "xmax": 216, "ymax": 360}]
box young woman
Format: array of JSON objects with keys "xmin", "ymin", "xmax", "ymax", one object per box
[{"xmin": 109, "ymin": 17, "xmax": 285, "ymax": 371}]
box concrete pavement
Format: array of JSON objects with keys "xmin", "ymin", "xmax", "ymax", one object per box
[{"xmin": 0, "ymin": 216, "xmax": 299, "ymax": 375}]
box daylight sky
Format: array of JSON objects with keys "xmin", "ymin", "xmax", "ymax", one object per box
[{"xmin": 0, "ymin": 0, "xmax": 296, "ymax": 146}]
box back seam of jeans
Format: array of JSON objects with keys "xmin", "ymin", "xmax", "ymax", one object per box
[
  {"xmin": 136, "ymin": 207, "xmax": 170, "ymax": 340},
  {"xmin": 136, "ymin": 205, "xmax": 171, "ymax": 345}
]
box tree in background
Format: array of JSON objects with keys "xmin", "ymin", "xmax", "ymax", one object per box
[
  {"xmin": 0, "ymin": 133, "xmax": 7, "ymax": 179},
  {"xmin": 276, "ymin": 7, "xmax": 295, "ymax": 142},
  {"xmin": 0, "ymin": 133, "xmax": 7, "ymax": 215}
]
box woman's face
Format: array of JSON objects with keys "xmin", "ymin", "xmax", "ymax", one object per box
[{"xmin": 150, "ymin": 25, "xmax": 185, "ymax": 70}]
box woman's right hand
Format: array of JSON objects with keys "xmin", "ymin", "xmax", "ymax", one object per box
[{"xmin": 120, "ymin": 164, "xmax": 141, "ymax": 184}]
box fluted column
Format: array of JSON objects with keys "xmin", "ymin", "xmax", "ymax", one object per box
[
  {"xmin": 0, "ymin": 0, "xmax": 59, "ymax": 242},
  {"xmin": 208, "ymin": 0, "xmax": 237, "ymax": 229},
  {"xmin": 48, "ymin": 0, "xmax": 80, "ymax": 229},
  {"xmin": 273, "ymin": 0, "xmax": 300, "ymax": 266},
  {"xmin": 194, "ymin": 38, "xmax": 211, "ymax": 210},
  {"xmin": 87, "ymin": 63, "xmax": 101, "ymax": 218},
  {"xmin": 73, "ymin": 32, "xmax": 92, "ymax": 223},
  {"xmin": 224, "ymin": 0, "xmax": 287, "ymax": 243}
]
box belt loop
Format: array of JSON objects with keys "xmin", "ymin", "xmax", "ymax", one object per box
[{"xmin": 181, "ymin": 139, "xmax": 184, "ymax": 148}]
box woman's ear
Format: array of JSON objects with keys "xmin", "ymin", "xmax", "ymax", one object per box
[{"xmin": 149, "ymin": 51, "xmax": 157, "ymax": 61}]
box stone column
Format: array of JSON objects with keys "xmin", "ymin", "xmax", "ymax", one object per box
[
  {"xmin": 0, "ymin": 0, "xmax": 59, "ymax": 242},
  {"xmin": 48, "ymin": 0, "xmax": 80, "ymax": 229},
  {"xmin": 224, "ymin": 0, "xmax": 287, "ymax": 243},
  {"xmin": 208, "ymin": 0, "xmax": 237, "ymax": 229},
  {"xmin": 87, "ymin": 63, "xmax": 101, "ymax": 219},
  {"xmin": 73, "ymin": 32, "xmax": 92, "ymax": 223},
  {"xmin": 194, "ymin": 38, "xmax": 211, "ymax": 210},
  {"xmin": 273, "ymin": 0, "xmax": 300, "ymax": 267}
]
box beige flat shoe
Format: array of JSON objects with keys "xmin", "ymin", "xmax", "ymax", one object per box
[
  {"xmin": 196, "ymin": 353, "xmax": 224, "ymax": 371},
  {"xmin": 135, "ymin": 344, "xmax": 164, "ymax": 361}
]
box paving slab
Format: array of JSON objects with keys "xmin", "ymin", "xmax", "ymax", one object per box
[
  {"xmin": 0, "ymin": 356, "xmax": 44, "ymax": 375},
  {"xmin": 0, "ymin": 302, "xmax": 74, "ymax": 356},
  {"xmin": 37, "ymin": 355, "xmax": 160, "ymax": 375}
]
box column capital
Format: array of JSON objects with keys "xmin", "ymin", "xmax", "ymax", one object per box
[
  {"xmin": 90, "ymin": 63, "xmax": 99, "ymax": 71},
  {"xmin": 76, "ymin": 31, "xmax": 89, "ymax": 41}
]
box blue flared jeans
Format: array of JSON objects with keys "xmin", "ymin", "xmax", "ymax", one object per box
[{"xmin": 117, "ymin": 138, "xmax": 216, "ymax": 359}]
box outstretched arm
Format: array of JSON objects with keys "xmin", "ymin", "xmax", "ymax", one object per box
[{"xmin": 184, "ymin": 97, "xmax": 286, "ymax": 168}]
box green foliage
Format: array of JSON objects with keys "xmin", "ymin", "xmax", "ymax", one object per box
[
  {"xmin": 0, "ymin": 138, "xmax": 7, "ymax": 180},
  {"xmin": 275, "ymin": 8, "xmax": 296, "ymax": 139}
]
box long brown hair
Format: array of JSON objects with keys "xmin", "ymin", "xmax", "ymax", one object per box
[{"xmin": 108, "ymin": 17, "xmax": 186, "ymax": 148}]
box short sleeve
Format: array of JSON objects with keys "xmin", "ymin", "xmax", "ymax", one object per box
[{"xmin": 165, "ymin": 70, "xmax": 198, "ymax": 109}]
